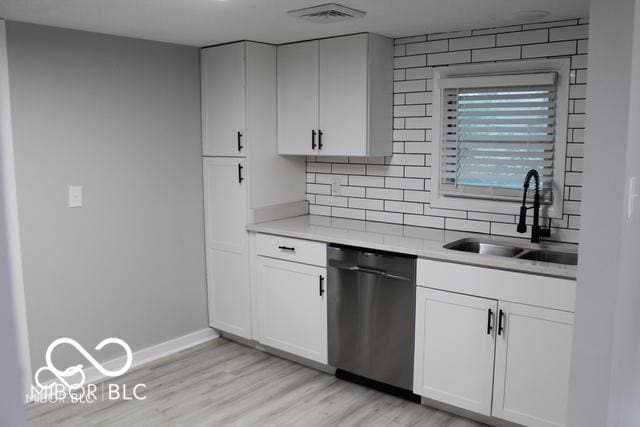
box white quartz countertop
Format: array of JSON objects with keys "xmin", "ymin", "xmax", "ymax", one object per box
[{"xmin": 246, "ymin": 215, "xmax": 578, "ymax": 280}]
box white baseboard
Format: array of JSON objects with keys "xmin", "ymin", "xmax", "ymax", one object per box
[
  {"xmin": 27, "ymin": 328, "xmax": 219, "ymax": 403},
  {"xmin": 83, "ymin": 328, "xmax": 219, "ymax": 386}
]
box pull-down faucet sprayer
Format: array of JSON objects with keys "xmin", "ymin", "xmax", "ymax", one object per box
[{"xmin": 517, "ymin": 169, "xmax": 551, "ymax": 243}]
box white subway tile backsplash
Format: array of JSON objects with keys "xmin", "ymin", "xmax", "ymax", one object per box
[
  {"xmin": 387, "ymin": 154, "xmax": 425, "ymax": 166},
  {"xmin": 428, "ymin": 50, "xmax": 471, "ymax": 65},
  {"xmin": 332, "ymin": 207, "xmax": 366, "ymax": 220},
  {"xmin": 523, "ymin": 19, "xmax": 579, "ymax": 30},
  {"xmin": 306, "ymin": 19, "xmax": 587, "ymax": 244},
  {"xmin": 366, "ymin": 164, "xmax": 405, "ymax": 177},
  {"xmin": 332, "ymin": 163, "xmax": 366, "ymax": 175},
  {"xmin": 472, "ymin": 46, "xmax": 521, "ymax": 62},
  {"xmin": 366, "ymin": 187, "xmax": 404, "ymax": 200},
  {"xmin": 394, "ymin": 55, "xmax": 427, "ymax": 69},
  {"xmin": 405, "ymin": 91, "xmax": 433, "ymax": 105},
  {"xmin": 366, "ymin": 210, "xmax": 403, "ymax": 224},
  {"xmin": 404, "ymin": 166, "xmax": 431, "ymax": 178},
  {"xmin": 497, "ymin": 29, "xmax": 548, "ymax": 46},
  {"xmin": 406, "ymin": 40, "xmax": 448, "ymax": 55},
  {"xmin": 307, "ymin": 183, "xmax": 331, "ymax": 195},
  {"xmin": 429, "ymin": 30, "xmax": 472, "ymax": 40},
  {"xmin": 349, "ymin": 175, "xmax": 384, "ymax": 188},
  {"xmin": 522, "ymin": 41, "xmax": 577, "ymax": 58},
  {"xmin": 309, "ymin": 204, "xmax": 331, "ymax": 216},
  {"xmin": 405, "ymin": 67, "xmax": 434, "ymax": 80},
  {"xmin": 404, "ymin": 214, "xmax": 445, "ymax": 228},
  {"xmin": 449, "ymin": 34, "xmax": 495, "ymax": 50},
  {"xmin": 445, "ymin": 218, "xmax": 491, "ymax": 234},
  {"xmin": 315, "ymin": 195, "xmax": 348, "ymax": 207},
  {"xmin": 385, "ymin": 200, "xmax": 423, "ymax": 214},
  {"xmin": 550, "ymin": 25, "xmax": 589, "ymax": 41},
  {"xmin": 394, "ymin": 104, "xmax": 426, "ymax": 117},
  {"xmin": 349, "ymin": 197, "xmax": 384, "ymax": 211},
  {"xmin": 404, "ymin": 190, "xmax": 431, "ymax": 203},
  {"xmin": 385, "ymin": 177, "xmax": 424, "ymax": 190}
]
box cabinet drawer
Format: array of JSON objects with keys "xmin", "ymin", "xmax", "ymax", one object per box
[{"xmin": 256, "ymin": 233, "xmax": 326, "ymax": 267}]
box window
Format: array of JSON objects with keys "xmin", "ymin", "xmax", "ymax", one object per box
[{"xmin": 431, "ymin": 59, "xmax": 570, "ymax": 217}]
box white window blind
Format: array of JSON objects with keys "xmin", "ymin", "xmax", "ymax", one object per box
[{"xmin": 440, "ymin": 73, "xmax": 557, "ymax": 203}]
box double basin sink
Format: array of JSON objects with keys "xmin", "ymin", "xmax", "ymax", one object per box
[{"xmin": 444, "ymin": 238, "xmax": 578, "ymax": 266}]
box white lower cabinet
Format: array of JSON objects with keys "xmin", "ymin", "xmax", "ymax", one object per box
[
  {"xmin": 255, "ymin": 256, "xmax": 327, "ymax": 364},
  {"xmin": 492, "ymin": 302, "xmax": 574, "ymax": 427},
  {"xmin": 414, "ymin": 283, "xmax": 574, "ymax": 426},
  {"xmin": 414, "ymin": 288, "xmax": 497, "ymax": 416}
]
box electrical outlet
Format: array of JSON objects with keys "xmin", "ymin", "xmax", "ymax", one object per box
[
  {"xmin": 331, "ymin": 177, "xmax": 342, "ymax": 196},
  {"xmin": 628, "ymin": 177, "xmax": 638, "ymax": 219}
]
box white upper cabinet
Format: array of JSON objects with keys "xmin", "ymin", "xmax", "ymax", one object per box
[
  {"xmin": 277, "ymin": 41, "xmax": 319, "ymax": 155},
  {"xmin": 277, "ymin": 33, "xmax": 393, "ymax": 157},
  {"xmin": 201, "ymin": 43, "xmax": 246, "ymax": 157},
  {"xmin": 492, "ymin": 302, "xmax": 574, "ymax": 427}
]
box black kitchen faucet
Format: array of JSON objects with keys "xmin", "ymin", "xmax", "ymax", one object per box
[{"xmin": 517, "ymin": 169, "xmax": 551, "ymax": 243}]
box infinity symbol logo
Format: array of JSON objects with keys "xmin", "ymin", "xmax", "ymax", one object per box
[{"xmin": 34, "ymin": 338, "xmax": 133, "ymax": 391}]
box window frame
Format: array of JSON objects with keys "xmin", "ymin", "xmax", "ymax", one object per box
[{"xmin": 430, "ymin": 58, "xmax": 571, "ymax": 218}]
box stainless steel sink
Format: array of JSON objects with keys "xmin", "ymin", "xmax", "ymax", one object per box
[
  {"xmin": 443, "ymin": 238, "xmax": 523, "ymax": 258},
  {"xmin": 516, "ymin": 250, "xmax": 578, "ymax": 266},
  {"xmin": 444, "ymin": 238, "xmax": 578, "ymax": 266}
]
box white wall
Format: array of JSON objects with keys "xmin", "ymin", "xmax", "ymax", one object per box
[
  {"xmin": 5, "ymin": 22, "xmax": 208, "ymax": 373},
  {"xmin": 0, "ymin": 19, "xmax": 25, "ymax": 427},
  {"xmin": 567, "ymin": 0, "xmax": 640, "ymax": 425}
]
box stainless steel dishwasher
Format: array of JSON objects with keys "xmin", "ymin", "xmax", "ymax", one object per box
[{"xmin": 327, "ymin": 244, "xmax": 418, "ymax": 400}]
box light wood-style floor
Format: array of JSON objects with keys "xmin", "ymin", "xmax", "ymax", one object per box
[{"xmin": 27, "ymin": 338, "xmax": 485, "ymax": 427}]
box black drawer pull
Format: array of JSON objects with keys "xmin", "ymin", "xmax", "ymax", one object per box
[
  {"xmin": 318, "ymin": 129, "xmax": 323, "ymax": 150},
  {"xmin": 237, "ymin": 164, "xmax": 244, "ymax": 183},
  {"xmin": 319, "ymin": 275, "xmax": 324, "ymax": 297},
  {"xmin": 487, "ymin": 309, "xmax": 493, "ymax": 335},
  {"xmin": 498, "ymin": 309, "xmax": 505, "ymax": 336},
  {"xmin": 311, "ymin": 130, "xmax": 317, "ymax": 150},
  {"xmin": 277, "ymin": 245, "xmax": 295, "ymax": 251},
  {"xmin": 237, "ymin": 131, "xmax": 243, "ymax": 152}
]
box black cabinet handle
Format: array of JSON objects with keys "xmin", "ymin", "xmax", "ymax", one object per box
[
  {"xmin": 311, "ymin": 130, "xmax": 317, "ymax": 150},
  {"xmin": 318, "ymin": 129, "xmax": 323, "ymax": 150},
  {"xmin": 498, "ymin": 309, "xmax": 505, "ymax": 336},
  {"xmin": 319, "ymin": 275, "xmax": 324, "ymax": 297},
  {"xmin": 487, "ymin": 309, "xmax": 493, "ymax": 335},
  {"xmin": 277, "ymin": 245, "xmax": 295, "ymax": 251},
  {"xmin": 237, "ymin": 164, "xmax": 244, "ymax": 183},
  {"xmin": 237, "ymin": 131, "xmax": 243, "ymax": 152}
]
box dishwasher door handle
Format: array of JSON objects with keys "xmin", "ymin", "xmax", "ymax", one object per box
[{"xmin": 333, "ymin": 265, "xmax": 411, "ymax": 281}]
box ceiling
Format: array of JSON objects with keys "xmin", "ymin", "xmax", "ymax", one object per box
[{"xmin": 0, "ymin": 0, "xmax": 590, "ymax": 47}]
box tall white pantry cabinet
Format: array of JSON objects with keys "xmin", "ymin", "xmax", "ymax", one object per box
[{"xmin": 201, "ymin": 41, "xmax": 305, "ymax": 339}]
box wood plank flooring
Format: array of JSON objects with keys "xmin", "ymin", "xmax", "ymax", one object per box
[{"xmin": 27, "ymin": 338, "xmax": 485, "ymax": 427}]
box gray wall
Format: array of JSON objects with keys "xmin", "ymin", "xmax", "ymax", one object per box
[
  {"xmin": 6, "ymin": 22, "xmax": 208, "ymax": 371},
  {"xmin": 567, "ymin": 0, "xmax": 640, "ymax": 425}
]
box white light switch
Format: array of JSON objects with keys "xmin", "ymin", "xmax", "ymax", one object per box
[
  {"xmin": 68, "ymin": 185, "xmax": 82, "ymax": 208},
  {"xmin": 629, "ymin": 177, "xmax": 638, "ymax": 219}
]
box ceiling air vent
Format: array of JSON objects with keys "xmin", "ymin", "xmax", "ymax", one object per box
[{"xmin": 288, "ymin": 3, "xmax": 366, "ymax": 24}]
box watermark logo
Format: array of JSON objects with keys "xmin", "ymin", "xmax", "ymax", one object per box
[{"xmin": 27, "ymin": 337, "xmax": 146, "ymax": 404}]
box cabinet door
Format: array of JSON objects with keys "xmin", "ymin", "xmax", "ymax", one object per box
[
  {"xmin": 414, "ymin": 287, "xmax": 497, "ymax": 416},
  {"xmin": 318, "ymin": 34, "xmax": 368, "ymax": 156},
  {"xmin": 277, "ymin": 41, "xmax": 319, "ymax": 155},
  {"xmin": 492, "ymin": 302, "xmax": 574, "ymax": 427},
  {"xmin": 203, "ymin": 157, "xmax": 251, "ymax": 338},
  {"xmin": 256, "ymin": 257, "xmax": 327, "ymax": 364},
  {"xmin": 201, "ymin": 43, "xmax": 246, "ymax": 157}
]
